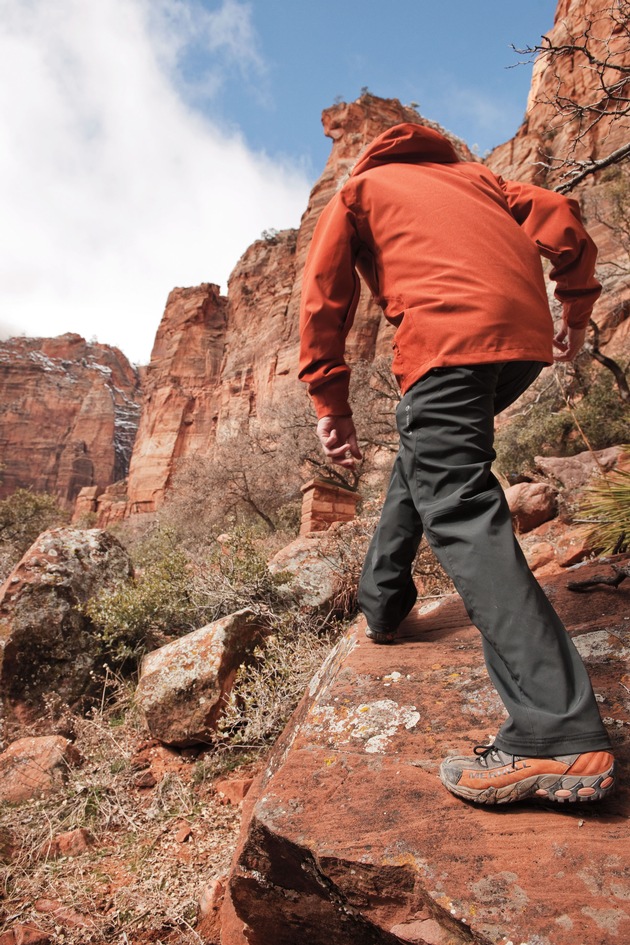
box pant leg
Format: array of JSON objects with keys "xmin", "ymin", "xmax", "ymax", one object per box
[
  {"xmin": 401, "ymin": 363, "xmax": 610, "ymax": 756},
  {"xmin": 357, "ymin": 443, "xmax": 422, "ymax": 633},
  {"xmin": 356, "ymin": 360, "xmax": 544, "ymax": 631}
]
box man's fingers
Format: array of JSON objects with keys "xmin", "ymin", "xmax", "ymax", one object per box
[
  {"xmin": 347, "ymin": 433, "xmax": 362, "ymax": 460},
  {"xmin": 553, "ymin": 325, "xmax": 586, "ymax": 362},
  {"xmin": 316, "ymin": 416, "xmax": 362, "ymax": 468}
]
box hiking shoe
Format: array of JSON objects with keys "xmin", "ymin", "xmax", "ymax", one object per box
[
  {"xmin": 365, "ymin": 627, "xmax": 397, "ymax": 644},
  {"xmin": 439, "ymin": 745, "xmax": 616, "ymax": 805}
]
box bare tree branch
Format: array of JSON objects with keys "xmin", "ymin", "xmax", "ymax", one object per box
[{"xmin": 585, "ymin": 319, "xmax": 630, "ymax": 402}]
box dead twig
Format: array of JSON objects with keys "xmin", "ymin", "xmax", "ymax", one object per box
[{"xmin": 567, "ymin": 562, "xmax": 630, "ymax": 591}]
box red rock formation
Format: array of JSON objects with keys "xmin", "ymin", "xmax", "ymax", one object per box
[
  {"xmin": 123, "ymin": 12, "xmax": 629, "ymax": 522},
  {"xmin": 0, "ymin": 334, "xmax": 141, "ymax": 507},
  {"xmin": 221, "ymin": 555, "xmax": 630, "ymax": 945},
  {"xmin": 125, "ymin": 284, "xmax": 228, "ymax": 513},
  {"xmin": 8, "ymin": 2, "xmax": 626, "ymax": 523}
]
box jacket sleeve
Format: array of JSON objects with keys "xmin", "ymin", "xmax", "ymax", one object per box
[
  {"xmin": 499, "ymin": 178, "xmax": 602, "ymax": 328},
  {"xmin": 298, "ymin": 191, "xmax": 361, "ymax": 418}
]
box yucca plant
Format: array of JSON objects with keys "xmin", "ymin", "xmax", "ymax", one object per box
[{"xmin": 579, "ymin": 464, "xmax": 630, "ymax": 554}]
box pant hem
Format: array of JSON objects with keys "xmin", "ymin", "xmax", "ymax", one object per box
[{"xmin": 492, "ymin": 731, "xmax": 612, "ymax": 757}]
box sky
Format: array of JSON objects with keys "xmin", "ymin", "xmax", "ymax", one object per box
[{"xmin": 0, "ymin": 0, "xmax": 556, "ymax": 365}]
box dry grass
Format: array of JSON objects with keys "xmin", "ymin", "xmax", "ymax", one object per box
[{"xmin": 0, "ymin": 679, "xmax": 255, "ymax": 944}]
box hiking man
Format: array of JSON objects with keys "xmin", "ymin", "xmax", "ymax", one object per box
[{"xmin": 298, "ymin": 122, "xmax": 615, "ymax": 805}]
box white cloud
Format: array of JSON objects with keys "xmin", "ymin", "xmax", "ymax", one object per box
[{"xmin": 0, "ymin": 0, "xmax": 310, "ymax": 364}]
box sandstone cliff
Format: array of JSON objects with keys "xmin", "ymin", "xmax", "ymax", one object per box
[
  {"xmin": 486, "ymin": 0, "xmax": 630, "ymax": 353},
  {"xmin": 0, "ymin": 334, "xmax": 141, "ymax": 507}
]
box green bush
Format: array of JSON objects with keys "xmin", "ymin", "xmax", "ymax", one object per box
[
  {"xmin": 85, "ymin": 526, "xmax": 292, "ymax": 670},
  {"xmin": 84, "ymin": 532, "xmax": 197, "ymax": 667},
  {"xmin": 495, "ymin": 400, "xmax": 572, "ymax": 477}
]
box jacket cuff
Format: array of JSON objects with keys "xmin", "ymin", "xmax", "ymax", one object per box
[
  {"xmin": 563, "ymin": 301, "xmax": 596, "ymax": 330},
  {"xmin": 309, "ymin": 377, "xmax": 352, "ymax": 420}
]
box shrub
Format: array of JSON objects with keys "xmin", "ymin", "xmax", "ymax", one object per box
[
  {"xmin": 217, "ymin": 610, "xmax": 342, "ymax": 747},
  {"xmin": 84, "ymin": 531, "xmax": 197, "ymax": 667},
  {"xmin": 85, "ymin": 526, "xmax": 293, "ymax": 671},
  {"xmin": 188, "ymin": 526, "xmax": 293, "ymax": 622}
]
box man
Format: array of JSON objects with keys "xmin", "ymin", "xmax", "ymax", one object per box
[{"xmin": 298, "ymin": 122, "xmax": 616, "ymax": 806}]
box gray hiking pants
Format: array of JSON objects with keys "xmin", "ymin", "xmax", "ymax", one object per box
[{"xmin": 357, "ymin": 361, "xmax": 611, "ymax": 757}]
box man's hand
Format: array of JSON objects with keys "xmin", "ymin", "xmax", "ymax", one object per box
[
  {"xmin": 553, "ymin": 324, "xmax": 587, "ymax": 362},
  {"xmin": 316, "ymin": 415, "xmax": 362, "ymax": 469}
]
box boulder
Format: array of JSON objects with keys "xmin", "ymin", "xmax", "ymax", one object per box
[
  {"xmin": 268, "ymin": 521, "xmax": 370, "ymax": 613},
  {"xmin": 524, "ymin": 539, "xmax": 556, "ymax": 572},
  {"xmin": 268, "ymin": 533, "xmax": 338, "ymax": 610},
  {"xmin": 0, "ymin": 925, "xmax": 51, "ymax": 945},
  {"xmin": 0, "ymin": 528, "xmax": 132, "ymax": 737},
  {"xmin": 555, "ymin": 526, "xmax": 594, "ymax": 568},
  {"xmin": 215, "ymin": 776, "xmax": 254, "ymax": 807},
  {"xmin": 39, "ymin": 827, "xmax": 93, "ymax": 860},
  {"xmin": 222, "ymin": 555, "xmax": 630, "ymax": 945},
  {"xmin": 505, "ymin": 480, "xmax": 558, "ymax": 532},
  {"xmin": 535, "ymin": 447, "xmax": 623, "ymax": 492},
  {"xmin": 135, "ymin": 608, "xmax": 265, "ymax": 747},
  {"xmin": 0, "ymin": 736, "xmax": 80, "ymax": 803}
]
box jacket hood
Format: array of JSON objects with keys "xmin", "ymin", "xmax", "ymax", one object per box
[{"xmin": 351, "ymin": 123, "xmax": 460, "ymax": 177}]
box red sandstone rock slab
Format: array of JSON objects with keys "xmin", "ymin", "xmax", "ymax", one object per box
[{"xmin": 223, "ymin": 556, "xmax": 630, "ymax": 945}]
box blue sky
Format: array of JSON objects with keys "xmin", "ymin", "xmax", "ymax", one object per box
[
  {"xmin": 199, "ymin": 1, "xmax": 557, "ymax": 171},
  {"xmin": 0, "ymin": 0, "xmax": 556, "ymax": 364}
]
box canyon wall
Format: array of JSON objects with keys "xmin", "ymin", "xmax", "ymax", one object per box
[{"xmin": 0, "ymin": 334, "xmax": 141, "ymax": 508}]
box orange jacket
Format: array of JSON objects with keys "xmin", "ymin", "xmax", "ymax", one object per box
[{"xmin": 299, "ymin": 123, "xmax": 601, "ymax": 419}]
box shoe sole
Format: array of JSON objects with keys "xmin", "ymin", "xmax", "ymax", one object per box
[
  {"xmin": 440, "ymin": 763, "xmax": 616, "ymax": 805},
  {"xmin": 365, "ymin": 629, "xmax": 397, "ymax": 645}
]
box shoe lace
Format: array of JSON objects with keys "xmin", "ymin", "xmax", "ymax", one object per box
[{"xmin": 473, "ymin": 744, "xmax": 518, "ymax": 769}]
